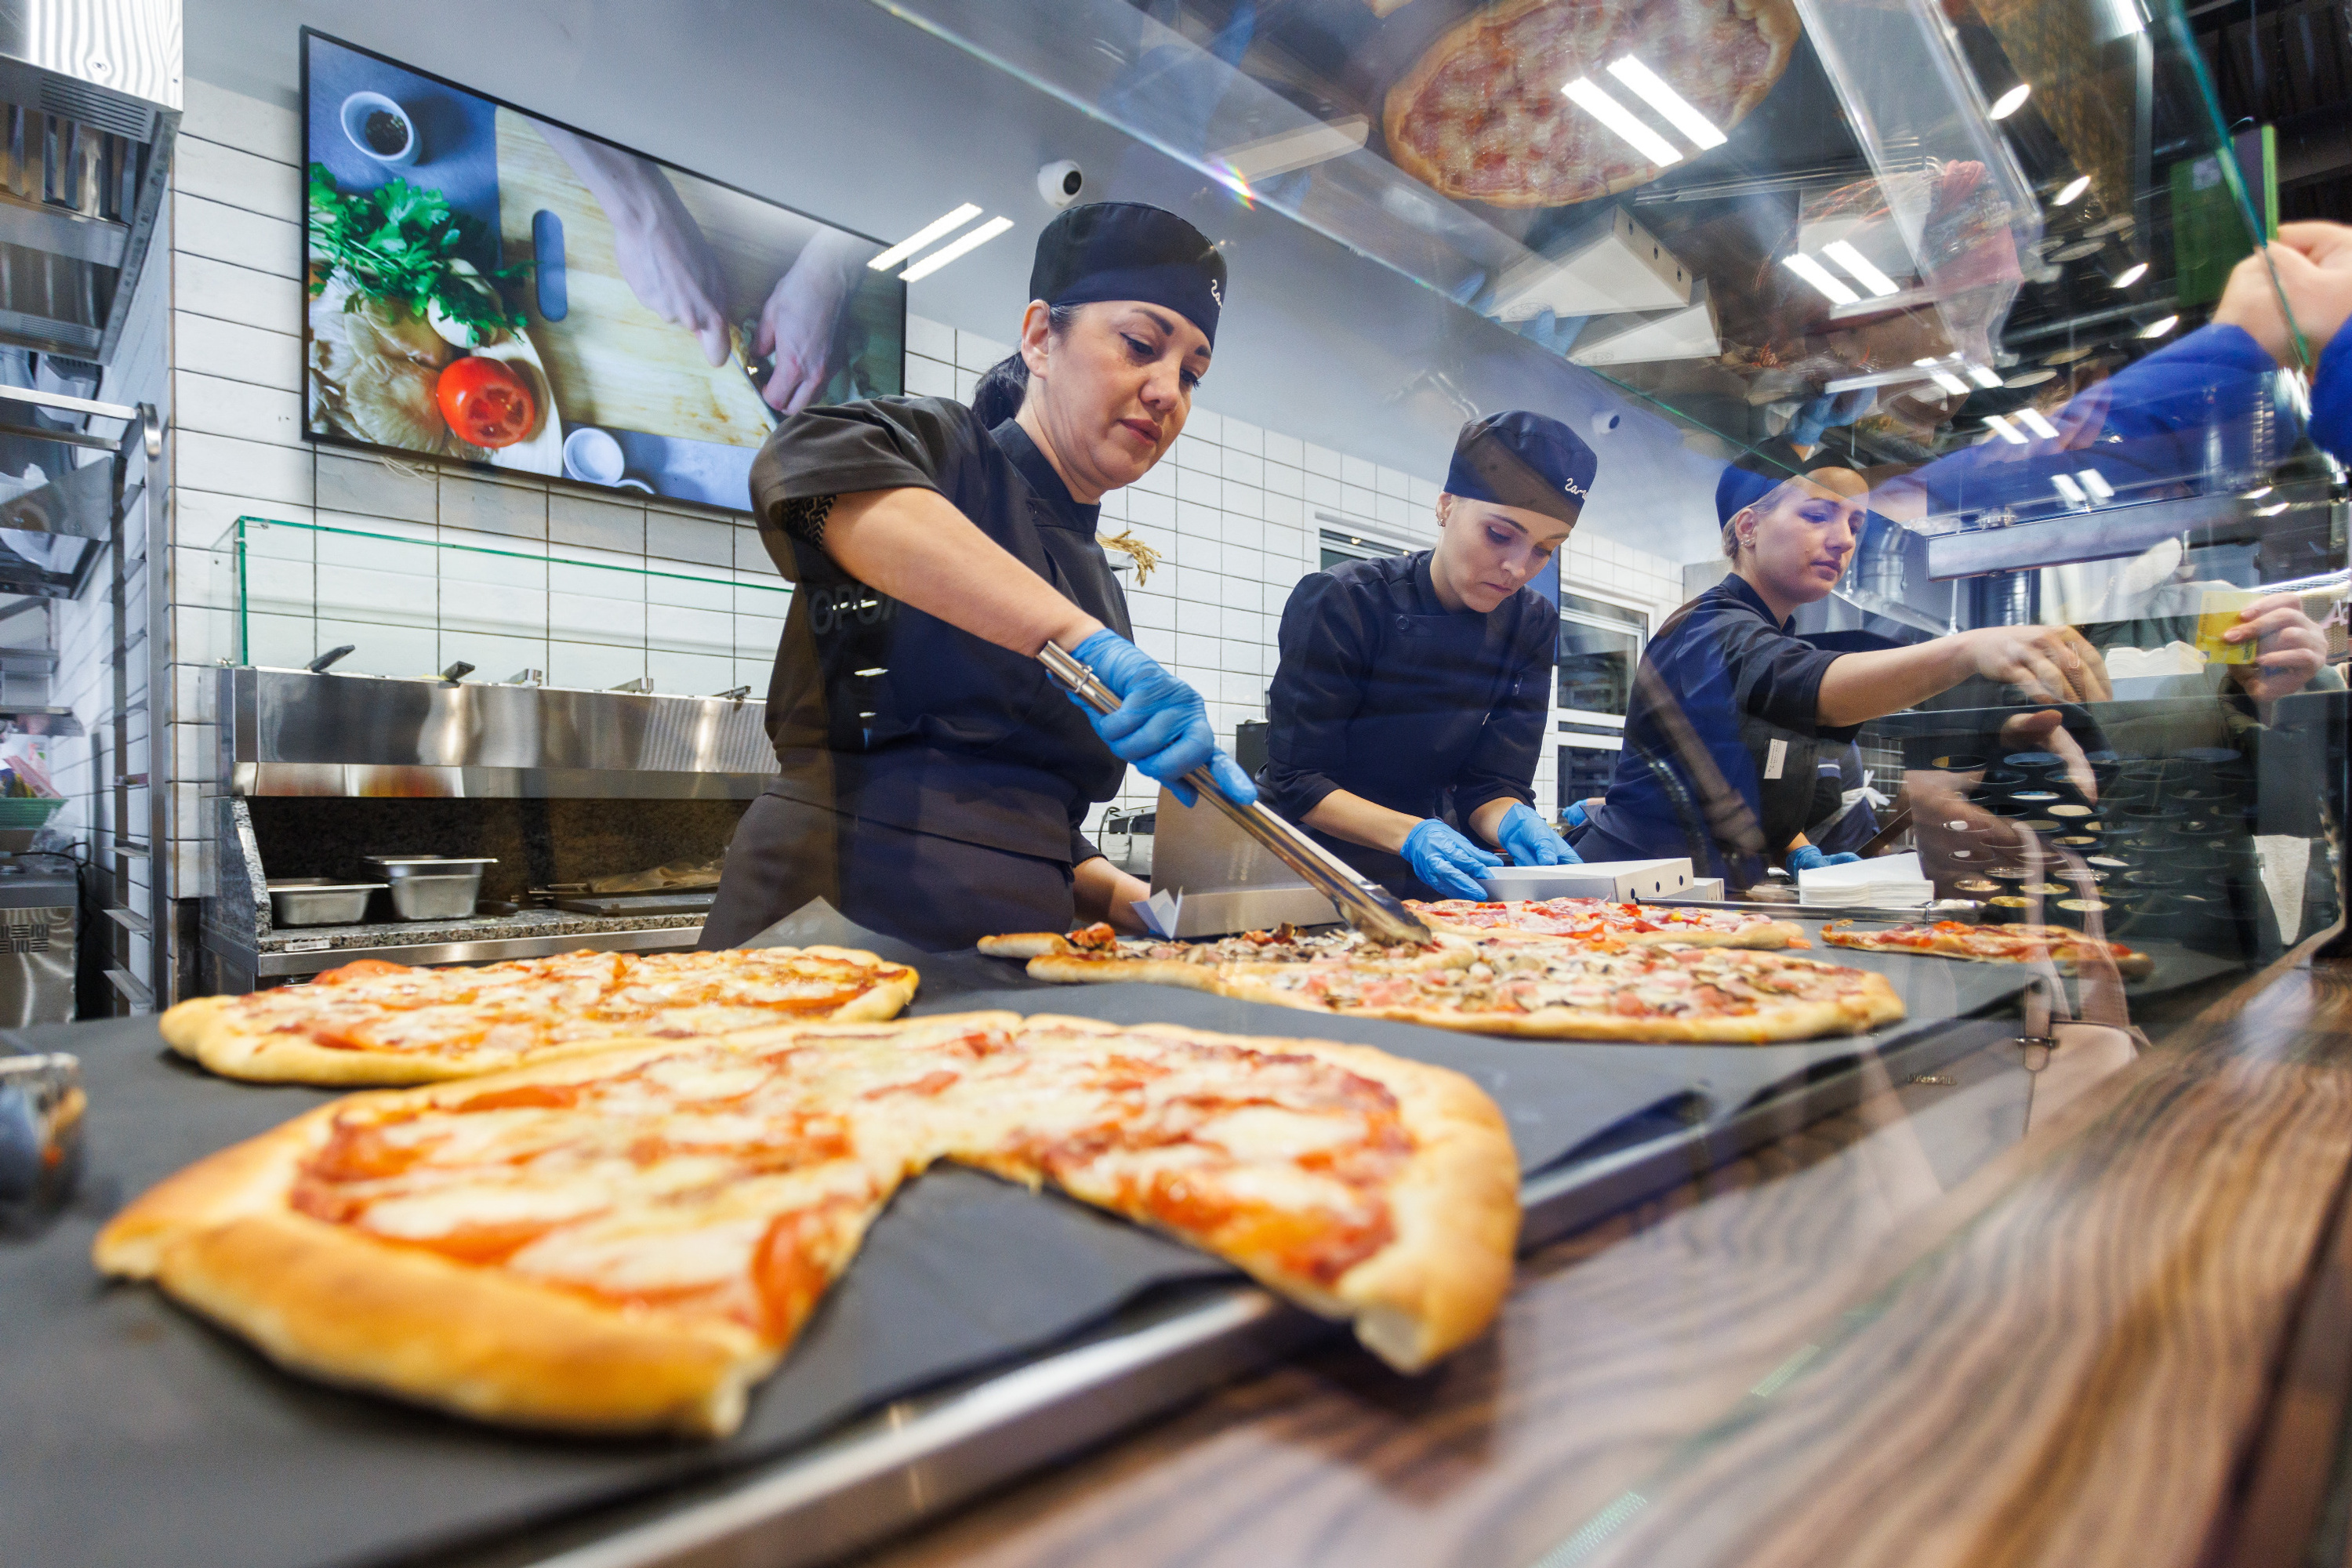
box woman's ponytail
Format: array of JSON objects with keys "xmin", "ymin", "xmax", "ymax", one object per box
[{"xmin": 965, "ymin": 303, "xmax": 1080, "ymax": 428}]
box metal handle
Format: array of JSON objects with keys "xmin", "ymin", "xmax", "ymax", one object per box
[{"xmin": 1040, "ymin": 644, "xmax": 1433, "ymax": 945}]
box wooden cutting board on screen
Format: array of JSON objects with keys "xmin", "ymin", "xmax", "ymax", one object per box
[{"xmin": 493, "ymin": 108, "xmax": 778, "ymax": 449}]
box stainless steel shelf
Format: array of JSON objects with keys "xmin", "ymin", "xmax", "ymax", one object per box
[
  {"xmin": 102, "ymin": 906, "xmax": 149, "ymax": 935},
  {"xmin": 101, "ymin": 967, "xmax": 151, "ymax": 1011},
  {"xmin": 216, "ymin": 921, "xmax": 706, "ymax": 978}
]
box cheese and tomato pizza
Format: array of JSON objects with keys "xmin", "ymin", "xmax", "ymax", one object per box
[
  {"xmin": 1822, "ymin": 920, "xmax": 2155, "ymax": 979},
  {"xmin": 158, "ymin": 946, "xmax": 919, "ymax": 1086},
  {"xmin": 1220, "ymin": 942, "xmax": 1904, "ymax": 1043},
  {"xmin": 1382, "ymin": 0, "xmax": 1799, "ymax": 207},
  {"xmin": 96, "ymin": 1011, "xmax": 1518, "ymax": 1436},
  {"xmin": 1407, "ymin": 897, "xmax": 1809, "ymax": 949},
  {"xmin": 979, "ymin": 921, "xmax": 1458, "ymax": 988},
  {"xmin": 994, "ymin": 925, "xmax": 1901, "ymax": 1043}
]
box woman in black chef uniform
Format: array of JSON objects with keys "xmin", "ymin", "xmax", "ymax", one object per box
[
  {"xmin": 1256, "ymin": 411, "xmax": 1591, "ymax": 901},
  {"xmin": 702, "ymin": 203, "xmax": 1254, "ymax": 951},
  {"xmin": 1573, "ymin": 463, "xmax": 2106, "ymax": 886}
]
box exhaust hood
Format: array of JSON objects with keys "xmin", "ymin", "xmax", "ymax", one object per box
[{"xmin": 0, "ymin": 0, "xmax": 179, "ymax": 364}]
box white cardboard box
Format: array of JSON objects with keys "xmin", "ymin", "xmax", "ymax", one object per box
[{"xmin": 1478, "ymin": 858, "xmax": 1695, "ymax": 902}]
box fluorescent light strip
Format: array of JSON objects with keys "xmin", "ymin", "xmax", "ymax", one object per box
[
  {"xmin": 2112, "ymin": 261, "xmax": 2149, "ymax": 288},
  {"xmin": 2055, "ymin": 175, "xmax": 2092, "ymax": 206},
  {"xmin": 1967, "ymin": 365, "xmax": 2004, "ymax": 388},
  {"xmin": 1604, "ymin": 57, "xmax": 1726, "ymax": 149},
  {"xmin": 2051, "ymin": 473, "xmax": 2089, "ymax": 506},
  {"xmin": 1562, "ymin": 78, "xmax": 1682, "ymax": 168},
  {"xmin": 899, "ymin": 216, "xmax": 1014, "ymax": 282},
  {"xmin": 1929, "ymin": 370, "xmax": 1973, "ymax": 397},
  {"xmin": 2140, "ymin": 314, "xmax": 2180, "ymax": 339},
  {"xmin": 1989, "ymin": 82, "xmax": 2031, "ymax": 120},
  {"xmin": 1983, "ymin": 414, "xmax": 2027, "ymax": 445},
  {"xmin": 1782, "ymin": 252, "xmax": 1860, "ymax": 305},
  {"xmin": 1822, "ymin": 240, "xmax": 1900, "ymax": 297},
  {"xmin": 2078, "ymin": 469, "xmax": 2115, "ymax": 503},
  {"xmin": 869, "ymin": 203, "xmax": 982, "ymax": 272},
  {"xmin": 2016, "ymin": 408, "xmax": 2062, "ymax": 440}
]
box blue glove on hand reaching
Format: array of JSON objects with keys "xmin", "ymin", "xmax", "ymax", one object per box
[
  {"xmin": 1403, "ymin": 818, "xmax": 1501, "ymax": 900},
  {"xmin": 1785, "ymin": 844, "xmax": 1862, "ymax": 873},
  {"xmin": 1067, "ymin": 630, "xmax": 1255, "ymax": 809},
  {"xmin": 1497, "ymin": 802, "xmax": 1580, "ymax": 866}
]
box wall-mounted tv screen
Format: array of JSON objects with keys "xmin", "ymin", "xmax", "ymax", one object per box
[{"xmin": 301, "ymin": 30, "xmax": 904, "ymax": 512}]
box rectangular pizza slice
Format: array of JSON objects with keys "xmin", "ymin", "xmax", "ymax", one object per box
[{"xmin": 1407, "ymin": 898, "xmax": 1811, "ymax": 949}]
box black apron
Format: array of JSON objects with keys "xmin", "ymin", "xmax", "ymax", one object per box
[{"xmin": 705, "ymin": 404, "xmax": 1130, "ymax": 952}]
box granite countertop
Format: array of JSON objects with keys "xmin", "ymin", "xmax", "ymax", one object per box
[{"xmin": 249, "ymin": 908, "xmax": 706, "ymax": 954}]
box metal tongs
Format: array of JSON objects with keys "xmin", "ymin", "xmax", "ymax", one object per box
[{"xmin": 1040, "ymin": 643, "xmax": 1434, "ymax": 945}]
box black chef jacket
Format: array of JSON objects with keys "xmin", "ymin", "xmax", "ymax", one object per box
[
  {"xmin": 1258, "ymin": 551, "xmax": 1555, "ymax": 897},
  {"xmin": 702, "ymin": 397, "xmax": 1131, "ymax": 950},
  {"xmin": 1578, "ymin": 573, "xmax": 1860, "ymax": 883}
]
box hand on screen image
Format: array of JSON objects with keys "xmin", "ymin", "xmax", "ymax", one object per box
[
  {"xmin": 2218, "ymin": 592, "xmax": 2329, "ymax": 704},
  {"xmin": 753, "ymin": 230, "xmax": 870, "ymax": 414},
  {"xmin": 539, "ymin": 124, "xmax": 733, "ymax": 367}
]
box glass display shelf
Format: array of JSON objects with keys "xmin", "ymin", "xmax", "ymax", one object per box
[{"xmin": 219, "ymin": 515, "xmax": 793, "ymax": 686}]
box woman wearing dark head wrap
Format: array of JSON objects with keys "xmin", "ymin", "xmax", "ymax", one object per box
[
  {"xmin": 706, "ymin": 203, "xmax": 1250, "ymax": 951},
  {"xmin": 1257, "ymin": 411, "xmax": 1592, "ymax": 901}
]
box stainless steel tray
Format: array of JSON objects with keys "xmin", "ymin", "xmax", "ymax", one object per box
[{"xmin": 265, "ymin": 879, "xmax": 383, "ymax": 927}]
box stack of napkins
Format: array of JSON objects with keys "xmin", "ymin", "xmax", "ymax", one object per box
[{"xmin": 1798, "ymin": 851, "xmax": 1935, "ymax": 909}]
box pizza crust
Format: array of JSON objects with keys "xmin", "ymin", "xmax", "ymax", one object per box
[
  {"xmin": 157, "ymin": 945, "xmax": 920, "ymax": 1087},
  {"xmin": 1822, "ymin": 920, "xmax": 2156, "ymax": 980},
  {"xmin": 1382, "ymin": 0, "xmax": 1800, "ymax": 208}
]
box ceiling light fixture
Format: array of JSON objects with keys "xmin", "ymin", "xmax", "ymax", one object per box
[
  {"xmin": 1967, "ymin": 365, "xmax": 2004, "ymax": 389},
  {"xmin": 2241, "ymin": 485, "xmax": 2274, "ymax": 500},
  {"xmin": 2050, "ymin": 473, "xmax": 2089, "ymax": 507},
  {"xmin": 1604, "ymin": 57, "xmax": 1727, "ymax": 149},
  {"xmin": 2016, "ymin": 408, "xmax": 2062, "ymax": 440},
  {"xmin": 2054, "ymin": 175, "xmax": 2092, "ymax": 206},
  {"xmin": 1822, "ymin": 239, "xmax": 1900, "ymax": 297},
  {"xmin": 1982, "ymin": 414, "xmax": 2027, "ymax": 445},
  {"xmin": 1563, "ymin": 78, "xmax": 1683, "ymax": 168},
  {"xmin": 1929, "ymin": 369, "xmax": 1973, "ymax": 397},
  {"xmin": 2111, "ymin": 260, "xmax": 2148, "ymax": 288},
  {"xmin": 1212, "ymin": 115, "xmax": 1370, "ymax": 182},
  {"xmin": 1989, "ymin": 82, "xmax": 2032, "ymax": 120},
  {"xmin": 868, "ymin": 203, "xmax": 982, "ymax": 272},
  {"xmin": 898, "ymin": 215, "xmax": 1014, "ymax": 281},
  {"xmin": 2254, "ymin": 500, "xmax": 2291, "ymax": 517},
  {"xmin": 2077, "ymin": 469, "xmax": 2115, "ymax": 503},
  {"xmin": 1782, "ymin": 252, "xmax": 1860, "ymax": 305},
  {"xmin": 2139, "ymin": 314, "xmax": 2180, "ymax": 339}
]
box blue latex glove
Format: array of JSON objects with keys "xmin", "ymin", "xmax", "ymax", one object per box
[
  {"xmin": 1561, "ymin": 800, "xmax": 1591, "ymax": 829},
  {"xmin": 1067, "ymin": 630, "xmax": 1255, "ymax": 810},
  {"xmin": 1497, "ymin": 802, "xmax": 1580, "ymax": 866},
  {"xmin": 1403, "ymin": 818, "xmax": 1503, "ymax": 900},
  {"xmin": 1788, "ymin": 387, "xmax": 1875, "ymax": 448},
  {"xmin": 1785, "ymin": 844, "xmax": 1863, "ymax": 873}
]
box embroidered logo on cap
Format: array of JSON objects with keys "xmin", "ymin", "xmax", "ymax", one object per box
[
  {"xmin": 1209, "ymin": 280, "xmax": 1223, "ymax": 307},
  {"xmin": 1563, "ymin": 477, "xmax": 1588, "ymax": 499}
]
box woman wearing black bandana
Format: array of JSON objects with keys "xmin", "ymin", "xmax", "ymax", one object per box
[
  {"xmin": 702, "ymin": 203, "xmax": 1254, "ymax": 952},
  {"xmin": 1257, "ymin": 412, "xmax": 1593, "ymax": 902}
]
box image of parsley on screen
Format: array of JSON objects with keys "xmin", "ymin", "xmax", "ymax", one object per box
[{"xmin": 307, "ymin": 164, "xmax": 528, "ymax": 342}]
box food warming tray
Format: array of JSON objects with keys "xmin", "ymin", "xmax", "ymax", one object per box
[
  {"xmin": 553, "ymin": 890, "xmax": 718, "ymax": 917},
  {"xmin": 5, "ymin": 906, "xmax": 2039, "ymax": 1568},
  {"xmin": 366, "ymin": 855, "xmax": 498, "ymax": 920},
  {"xmin": 263, "ymin": 878, "xmax": 385, "ymax": 927}
]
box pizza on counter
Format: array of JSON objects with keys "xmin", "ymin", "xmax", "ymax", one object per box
[
  {"xmin": 1407, "ymin": 898, "xmax": 1810, "ymax": 949},
  {"xmin": 1382, "ymin": 0, "xmax": 1800, "ymax": 207},
  {"xmin": 1822, "ymin": 920, "xmax": 2155, "ymax": 979},
  {"xmin": 96, "ymin": 1011, "xmax": 1519, "ymax": 1437},
  {"xmin": 159, "ymin": 946, "xmax": 920, "ymax": 1086},
  {"xmin": 992, "ymin": 925, "xmax": 1901, "ymax": 1044}
]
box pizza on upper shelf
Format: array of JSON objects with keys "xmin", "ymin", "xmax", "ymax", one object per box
[
  {"xmin": 1382, "ymin": 0, "xmax": 1801, "ymax": 207},
  {"xmin": 96, "ymin": 1011, "xmax": 1519, "ymax": 1436},
  {"xmin": 1408, "ymin": 897, "xmax": 1810, "ymax": 949},
  {"xmin": 158, "ymin": 946, "xmax": 920, "ymax": 1087},
  {"xmin": 1822, "ymin": 920, "xmax": 2155, "ymax": 979}
]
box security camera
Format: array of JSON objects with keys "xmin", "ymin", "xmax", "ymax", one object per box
[
  {"xmin": 1589, "ymin": 410, "xmax": 1624, "ymax": 437},
  {"xmin": 1039, "ymin": 160, "xmax": 1084, "ymax": 209}
]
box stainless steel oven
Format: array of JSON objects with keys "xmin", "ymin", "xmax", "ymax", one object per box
[{"xmin": 1556, "ymin": 590, "xmax": 1648, "ymax": 816}]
